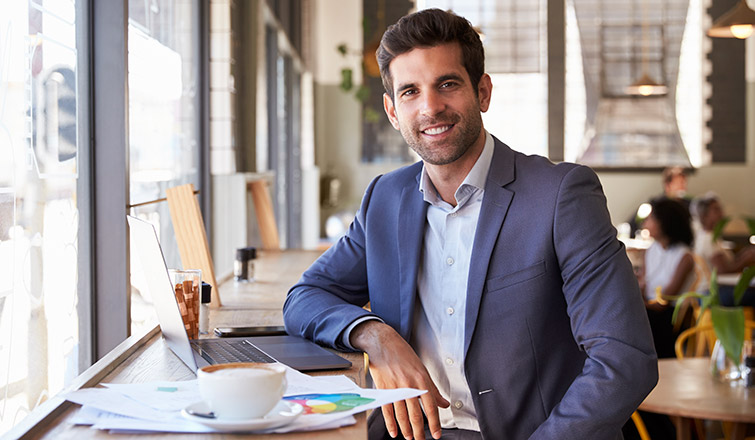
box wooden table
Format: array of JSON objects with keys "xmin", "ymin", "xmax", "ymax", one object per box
[
  {"xmin": 9, "ymin": 250, "xmax": 368, "ymax": 440},
  {"xmin": 639, "ymin": 358, "xmax": 755, "ymax": 440}
]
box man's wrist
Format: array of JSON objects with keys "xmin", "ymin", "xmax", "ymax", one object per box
[
  {"xmin": 341, "ymin": 316, "xmax": 383, "ymax": 351},
  {"xmin": 349, "ymin": 319, "xmax": 389, "ymax": 352}
]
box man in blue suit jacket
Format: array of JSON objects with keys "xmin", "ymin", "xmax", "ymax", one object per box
[{"xmin": 284, "ymin": 9, "xmax": 657, "ymax": 440}]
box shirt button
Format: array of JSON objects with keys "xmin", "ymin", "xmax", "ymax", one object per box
[
  {"xmin": 447, "ymin": 307, "xmax": 454, "ymax": 315},
  {"xmin": 445, "ymin": 357, "xmax": 454, "ymax": 366},
  {"xmin": 450, "ymin": 212, "xmax": 457, "ymax": 218},
  {"xmin": 446, "ymin": 257, "xmax": 454, "ymax": 266},
  {"xmin": 454, "ymin": 400, "xmax": 464, "ymax": 409}
]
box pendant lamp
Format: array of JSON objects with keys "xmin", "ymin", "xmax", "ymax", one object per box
[
  {"xmin": 627, "ymin": 73, "xmax": 669, "ymax": 96},
  {"xmin": 707, "ymin": 0, "xmax": 755, "ymax": 39},
  {"xmin": 627, "ymin": 0, "xmax": 668, "ymax": 96}
]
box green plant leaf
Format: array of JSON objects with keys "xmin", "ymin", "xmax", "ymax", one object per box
[
  {"xmin": 745, "ymin": 217, "xmax": 755, "ymax": 236},
  {"xmin": 355, "ymin": 85, "xmax": 370, "ymax": 103},
  {"xmin": 363, "ymin": 107, "xmax": 381, "ymax": 123},
  {"xmin": 711, "ymin": 217, "xmax": 731, "ymax": 243},
  {"xmin": 733, "ymin": 266, "xmax": 755, "ymax": 306},
  {"xmin": 710, "ymin": 305, "xmax": 745, "ymax": 364},
  {"xmin": 709, "ymin": 269, "xmax": 719, "ymax": 307},
  {"xmin": 339, "ymin": 68, "xmax": 353, "ymax": 92},
  {"xmin": 671, "ymin": 291, "xmax": 705, "ymax": 325}
]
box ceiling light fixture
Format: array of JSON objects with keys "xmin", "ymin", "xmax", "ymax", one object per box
[
  {"xmin": 627, "ymin": 73, "xmax": 669, "ymax": 96},
  {"xmin": 707, "ymin": 0, "xmax": 755, "ymax": 39},
  {"xmin": 627, "ymin": 0, "xmax": 668, "ymax": 96}
]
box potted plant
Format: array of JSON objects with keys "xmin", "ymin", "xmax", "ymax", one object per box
[{"xmin": 673, "ymin": 266, "xmax": 755, "ymax": 381}]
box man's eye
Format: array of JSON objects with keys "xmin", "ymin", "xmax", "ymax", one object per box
[
  {"xmin": 440, "ymin": 82, "xmax": 456, "ymax": 89},
  {"xmin": 402, "ymin": 89, "xmax": 417, "ymax": 97}
]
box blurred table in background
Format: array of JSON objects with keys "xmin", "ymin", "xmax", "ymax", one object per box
[{"xmin": 640, "ymin": 358, "xmax": 755, "ymax": 440}]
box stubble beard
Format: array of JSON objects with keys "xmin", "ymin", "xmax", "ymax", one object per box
[{"xmin": 399, "ymin": 112, "xmax": 483, "ymax": 166}]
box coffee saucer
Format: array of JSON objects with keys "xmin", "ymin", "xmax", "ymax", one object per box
[{"xmin": 181, "ymin": 400, "xmax": 303, "ymax": 432}]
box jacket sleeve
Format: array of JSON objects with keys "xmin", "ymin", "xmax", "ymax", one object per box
[
  {"xmin": 282, "ymin": 175, "xmax": 382, "ymax": 351},
  {"xmin": 529, "ymin": 165, "xmax": 658, "ymax": 439}
]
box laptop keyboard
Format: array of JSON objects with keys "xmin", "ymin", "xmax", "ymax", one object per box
[{"xmin": 192, "ymin": 339, "xmax": 277, "ymax": 365}]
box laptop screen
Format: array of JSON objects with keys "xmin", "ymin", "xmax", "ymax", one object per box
[{"xmin": 127, "ymin": 215, "xmax": 200, "ymax": 370}]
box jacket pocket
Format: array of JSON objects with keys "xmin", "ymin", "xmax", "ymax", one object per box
[{"xmin": 486, "ymin": 260, "xmax": 546, "ymax": 293}]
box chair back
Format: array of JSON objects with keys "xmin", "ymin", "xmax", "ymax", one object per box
[
  {"xmin": 248, "ymin": 180, "xmax": 280, "ymax": 250},
  {"xmin": 631, "ymin": 411, "xmax": 651, "ymax": 440},
  {"xmin": 675, "ymin": 320, "xmax": 755, "ymax": 359},
  {"xmin": 166, "ymin": 183, "xmax": 221, "ymax": 307}
]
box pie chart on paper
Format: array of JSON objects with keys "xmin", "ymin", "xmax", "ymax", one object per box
[{"xmin": 283, "ymin": 393, "xmax": 375, "ymax": 414}]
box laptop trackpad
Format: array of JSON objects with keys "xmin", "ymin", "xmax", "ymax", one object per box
[{"xmin": 245, "ymin": 335, "xmax": 352, "ymax": 371}]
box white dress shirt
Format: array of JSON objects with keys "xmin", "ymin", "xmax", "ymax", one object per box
[
  {"xmin": 410, "ymin": 132, "xmax": 494, "ymax": 431},
  {"xmin": 342, "ymin": 132, "xmax": 494, "ymax": 431}
]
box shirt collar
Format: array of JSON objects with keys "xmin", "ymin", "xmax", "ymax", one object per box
[{"xmin": 419, "ymin": 131, "xmax": 494, "ymax": 206}]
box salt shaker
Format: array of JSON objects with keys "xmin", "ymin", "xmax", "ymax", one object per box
[
  {"xmin": 199, "ymin": 282, "xmax": 212, "ymax": 335},
  {"xmin": 234, "ymin": 247, "xmax": 256, "ymax": 282},
  {"xmin": 744, "ymin": 356, "xmax": 755, "ymax": 388}
]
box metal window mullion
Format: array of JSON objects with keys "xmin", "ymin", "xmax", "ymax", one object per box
[
  {"xmin": 198, "ymin": 0, "xmax": 212, "ymax": 240},
  {"xmin": 77, "ymin": 0, "xmax": 94, "ymax": 372},
  {"xmin": 91, "ymin": 0, "xmax": 130, "ymax": 360}
]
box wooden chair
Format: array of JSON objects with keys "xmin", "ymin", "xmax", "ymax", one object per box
[
  {"xmin": 631, "ymin": 411, "xmax": 651, "ymax": 440},
  {"xmin": 247, "ymin": 179, "xmax": 280, "ymax": 250},
  {"xmin": 675, "ymin": 321, "xmax": 755, "ymax": 359},
  {"xmin": 166, "ymin": 183, "xmax": 222, "ymax": 307}
]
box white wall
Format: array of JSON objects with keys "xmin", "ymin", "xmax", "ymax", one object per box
[{"xmin": 313, "ymin": 0, "xmax": 402, "ymax": 213}]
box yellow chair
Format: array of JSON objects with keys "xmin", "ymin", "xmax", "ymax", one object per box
[
  {"xmin": 631, "ymin": 411, "xmax": 651, "ymax": 440},
  {"xmin": 675, "ymin": 321, "xmax": 755, "ymax": 359},
  {"xmin": 671, "ymin": 295, "xmax": 701, "ymax": 335}
]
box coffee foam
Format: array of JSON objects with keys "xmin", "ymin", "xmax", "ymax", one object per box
[{"xmin": 209, "ymin": 367, "xmax": 275, "ymax": 377}]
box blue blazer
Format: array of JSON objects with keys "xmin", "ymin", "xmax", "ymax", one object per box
[{"xmin": 284, "ymin": 138, "xmax": 658, "ymax": 439}]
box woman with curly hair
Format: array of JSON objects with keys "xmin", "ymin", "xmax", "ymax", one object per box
[{"xmin": 638, "ymin": 196, "xmax": 695, "ymax": 358}]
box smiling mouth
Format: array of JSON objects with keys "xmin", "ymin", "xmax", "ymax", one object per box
[{"xmin": 422, "ymin": 125, "xmax": 452, "ymax": 135}]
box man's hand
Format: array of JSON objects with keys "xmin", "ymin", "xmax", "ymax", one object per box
[{"xmin": 350, "ymin": 320, "xmax": 450, "ymax": 440}]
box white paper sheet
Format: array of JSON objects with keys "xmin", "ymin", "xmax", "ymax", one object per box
[{"xmin": 65, "ymin": 364, "xmax": 426, "ymax": 434}]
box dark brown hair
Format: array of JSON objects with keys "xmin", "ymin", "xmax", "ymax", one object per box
[
  {"xmin": 376, "ymin": 9, "xmax": 484, "ymax": 100},
  {"xmin": 649, "ymin": 197, "xmax": 694, "ymax": 247}
]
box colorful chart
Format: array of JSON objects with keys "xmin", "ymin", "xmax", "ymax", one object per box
[{"xmin": 283, "ymin": 393, "xmax": 375, "ymax": 414}]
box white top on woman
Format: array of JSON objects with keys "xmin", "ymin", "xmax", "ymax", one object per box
[{"xmin": 644, "ymin": 241, "xmax": 695, "ymax": 301}]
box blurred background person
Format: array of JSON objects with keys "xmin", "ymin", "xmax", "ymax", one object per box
[
  {"xmin": 662, "ymin": 166, "xmax": 691, "ymax": 208},
  {"xmin": 692, "ymin": 192, "xmax": 755, "ymax": 276},
  {"xmin": 628, "ymin": 167, "xmax": 692, "ymax": 237},
  {"xmin": 637, "ymin": 197, "xmax": 695, "ymax": 358}
]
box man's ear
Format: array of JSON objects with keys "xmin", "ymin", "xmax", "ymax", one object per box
[
  {"xmin": 383, "ymin": 93, "xmax": 400, "ymax": 130},
  {"xmin": 478, "ymin": 73, "xmax": 493, "ymax": 113}
]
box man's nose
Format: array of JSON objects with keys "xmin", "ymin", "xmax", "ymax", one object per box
[{"xmin": 420, "ymin": 90, "xmax": 446, "ymax": 116}]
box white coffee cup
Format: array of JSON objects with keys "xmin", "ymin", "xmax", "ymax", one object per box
[{"xmin": 197, "ymin": 362, "xmax": 287, "ymax": 419}]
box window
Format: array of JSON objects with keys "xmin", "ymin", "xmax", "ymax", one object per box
[
  {"xmin": 127, "ymin": 0, "xmax": 202, "ymax": 335},
  {"xmin": 0, "ymin": 1, "xmax": 89, "ymax": 434},
  {"xmin": 417, "ymin": 0, "xmax": 705, "ymax": 169}
]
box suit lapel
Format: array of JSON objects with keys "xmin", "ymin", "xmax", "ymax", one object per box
[
  {"xmin": 464, "ymin": 139, "xmax": 516, "ymax": 357},
  {"xmin": 397, "ymin": 174, "xmax": 428, "ymax": 339}
]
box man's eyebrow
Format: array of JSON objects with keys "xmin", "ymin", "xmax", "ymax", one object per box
[
  {"xmin": 395, "ymin": 82, "xmax": 416, "ymax": 95},
  {"xmin": 437, "ymin": 73, "xmax": 465, "ymax": 84}
]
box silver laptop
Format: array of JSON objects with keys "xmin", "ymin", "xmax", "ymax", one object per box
[{"xmin": 127, "ymin": 215, "xmax": 351, "ymax": 372}]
